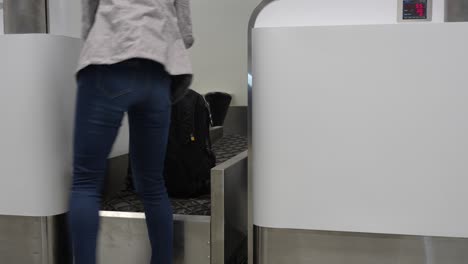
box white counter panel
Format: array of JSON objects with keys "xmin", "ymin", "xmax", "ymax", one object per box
[
  {"xmin": 252, "ymin": 22, "xmax": 468, "ymax": 238},
  {"xmin": 0, "ymin": 35, "xmax": 81, "ymax": 216}
]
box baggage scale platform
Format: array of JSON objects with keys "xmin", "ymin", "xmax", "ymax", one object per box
[{"xmin": 98, "ymin": 134, "xmax": 249, "ymax": 264}]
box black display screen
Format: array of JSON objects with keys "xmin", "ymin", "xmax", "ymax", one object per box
[{"xmin": 403, "ymin": 0, "xmax": 428, "ymax": 20}]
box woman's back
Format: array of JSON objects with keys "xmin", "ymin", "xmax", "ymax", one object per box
[{"xmin": 79, "ymin": 0, "xmax": 193, "ymax": 77}]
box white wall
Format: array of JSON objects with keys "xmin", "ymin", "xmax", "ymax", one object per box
[
  {"xmin": 190, "ymin": 0, "xmax": 261, "ymax": 106},
  {"xmin": 48, "ymin": 0, "xmax": 81, "ymax": 38}
]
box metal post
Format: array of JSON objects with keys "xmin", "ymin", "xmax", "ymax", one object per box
[
  {"xmin": 446, "ymin": 0, "xmax": 468, "ymax": 22},
  {"xmin": 3, "ymin": 0, "xmax": 48, "ymax": 34}
]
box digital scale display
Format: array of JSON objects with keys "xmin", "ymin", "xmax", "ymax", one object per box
[{"xmin": 402, "ymin": 0, "xmax": 428, "ymax": 20}]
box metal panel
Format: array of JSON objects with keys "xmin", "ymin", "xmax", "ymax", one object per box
[
  {"xmin": 255, "ymin": 226, "xmax": 468, "ymax": 264},
  {"xmin": 223, "ymin": 107, "xmax": 248, "ymax": 137},
  {"xmin": 0, "ymin": 214, "xmax": 71, "ymax": 264},
  {"xmin": 223, "ymin": 152, "xmax": 248, "ymax": 264},
  {"xmin": 42, "ymin": 214, "xmax": 72, "ymax": 264},
  {"xmin": 98, "ymin": 212, "xmax": 211, "ymax": 264},
  {"xmin": 0, "ymin": 215, "xmax": 43, "ymax": 264},
  {"xmin": 211, "ymin": 167, "xmax": 225, "ymax": 264},
  {"xmin": 0, "ymin": 2, "xmax": 4, "ymax": 34},
  {"xmin": 3, "ymin": 0, "xmax": 47, "ymax": 33},
  {"xmin": 210, "ymin": 126, "xmax": 224, "ymax": 144},
  {"xmin": 445, "ymin": 0, "xmax": 468, "ymax": 21},
  {"xmin": 211, "ymin": 151, "xmax": 248, "ymax": 264}
]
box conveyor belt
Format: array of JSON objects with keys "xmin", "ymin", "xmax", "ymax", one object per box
[
  {"xmin": 212, "ymin": 134, "xmax": 248, "ymax": 164},
  {"xmin": 102, "ymin": 134, "xmax": 248, "ymax": 215}
]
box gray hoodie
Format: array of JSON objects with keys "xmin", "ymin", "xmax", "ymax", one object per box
[{"xmin": 79, "ymin": 0, "xmax": 194, "ymax": 102}]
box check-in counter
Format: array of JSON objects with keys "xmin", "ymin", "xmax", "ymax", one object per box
[{"xmin": 250, "ymin": 1, "xmax": 468, "ymax": 263}]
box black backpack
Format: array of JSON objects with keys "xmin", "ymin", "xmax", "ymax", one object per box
[{"xmin": 163, "ymin": 89, "xmax": 216, "ymax": 198}]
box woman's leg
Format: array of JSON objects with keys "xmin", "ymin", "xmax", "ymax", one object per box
[
  {"xmin": 69, "ymin": 66, "xmax": 130, "ymax": 264},
  {"xmin": 128, "ymin": 66, "xmax": 173, "ymax": 264}
]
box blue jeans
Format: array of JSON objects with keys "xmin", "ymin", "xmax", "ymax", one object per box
[{"xmin": 69, "ymin": 59, "xmax": 173, "ymax": 264}]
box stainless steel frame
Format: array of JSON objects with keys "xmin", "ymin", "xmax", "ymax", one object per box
[
  {"xmin": 3, "ymin": 0, "xmax": 48, "ymax": 33},
  {"xmin": 248, "ymin": 3, "xmax": 278, "ymax": 264},
  {"xmin": 98, "ymin": 151, "xmax": 249, "ymax": 264},
  {"xmin": 445, "ymin": 0, "xmax": 468, "ymax": 22},
  {"xmin": 0, "ymin": 214, "xmax": 71, "ymax": 264},
  {"xmin": 254, "ymin": 226, "xmax": 468, "ymax": 264},
  {"xmin": 211, "ymin": 151, "xmax": 248, "ymax": 264},
  {"xmin": 98, "ymin": 212, "xmax": 211, "ymax": 264}
]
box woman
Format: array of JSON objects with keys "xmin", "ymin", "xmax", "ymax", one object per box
[{"xmin": 69, "ymin": 1, "xmax": 194, "ymax": 263}]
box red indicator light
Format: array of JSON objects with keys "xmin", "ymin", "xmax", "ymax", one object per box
[
  {"xmin": 403, "ymin": 1, "xmax": 427, "ymax": 20},
  {"xmin": 415, "ymin": 3, "xmax": 426, "ymax": 17}
]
